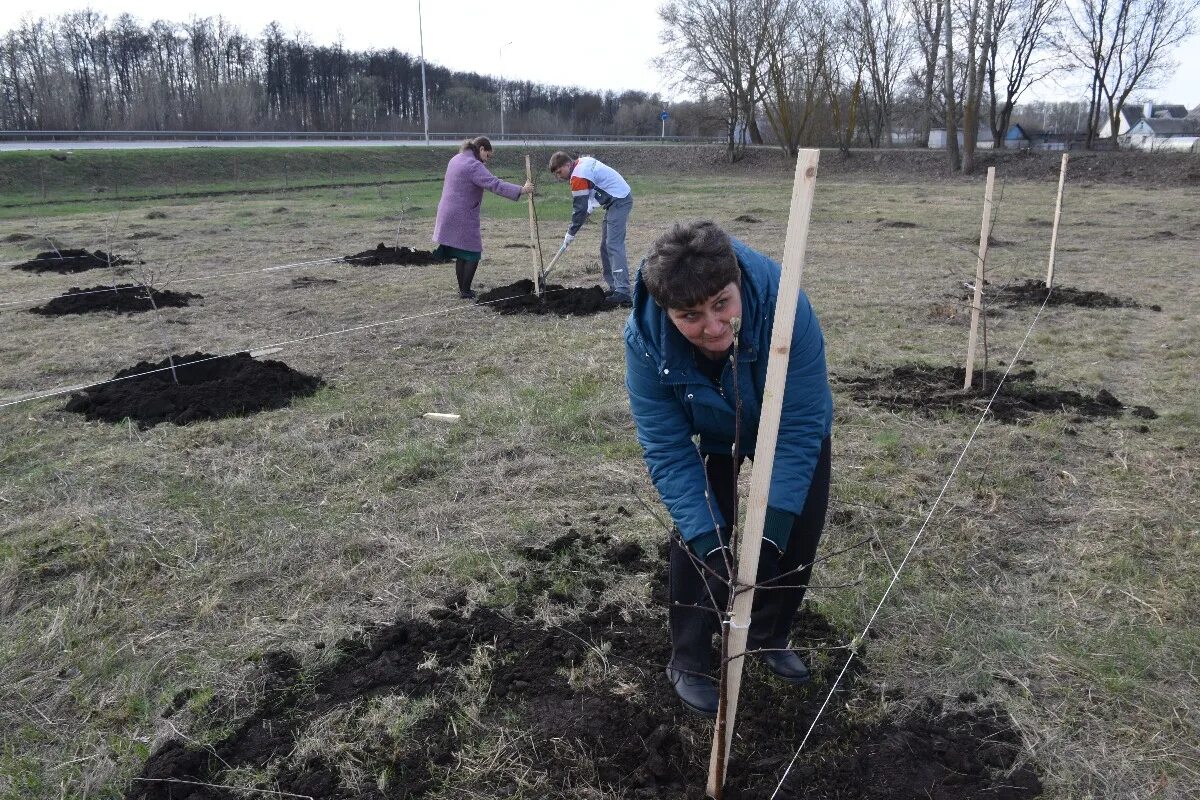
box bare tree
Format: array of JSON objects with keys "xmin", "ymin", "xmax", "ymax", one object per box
[
  {"xmin": 850, "ymin": 0, "xmax": 914, "ymax": 146},
  {"xmin": 759, "ymin": 0, "xmax": 824, "ymax": 154},
  {"xmin": 908, "ymin": 0, "xmax": 946, "ymax": 146},
  {"xmin": 942, "ymin": 0, "xmax": 963, "ymax": 169},
  {"xmin": 961, "ymin": 0, "xmax": 998, "ymax": 174},
  {"xmin": 658, "ymin": 0, "xmax": 776, "ymax": 160},
  {"xmin": 820, "ymin": 1, "xmax": 868, "ymax": 154},
  {"xmin": 987, "ymin": 0, "xmax": 1064, "ymax": 146},
  {"xmin": 1063, "ymin": 0, "xmax": 1199, "ymax": 149}
]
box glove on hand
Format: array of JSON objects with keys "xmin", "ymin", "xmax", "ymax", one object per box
[
  {"xmin": 562, "ymin": 232, "xmax": 575, "ymax": 247},
  {"xmin": 753, "ymin": 539, "xmax": 783, "ymax": 612}
]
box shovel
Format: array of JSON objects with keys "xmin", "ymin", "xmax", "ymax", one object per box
[{"xmin": 540, "ymin": 241, "xmax": 569, "ymax": 284}]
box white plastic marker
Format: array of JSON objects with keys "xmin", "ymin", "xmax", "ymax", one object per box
[{"xmin": 422, "ymin": 412, "xmax": 460, "ymax": 423}]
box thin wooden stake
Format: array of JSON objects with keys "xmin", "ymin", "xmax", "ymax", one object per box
[
  {"xmin": 963, "ymin": 166, "xmax": 996, "ymax": 391},
  {"xmin": 525, "ymin": 155, "xmax": 544, "ymax": 295},
  {"xmin": 1045, "ymin": 154, "xmax": 1068, "ymax": 289},
  {"xmin": 706, "ymin": 149, "xmax": 820, "ymax": 799}
]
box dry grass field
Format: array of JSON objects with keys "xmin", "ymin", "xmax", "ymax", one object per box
[{"xmin": 0, "ymin": 146, "xmax": 1197, "ymax": 799}]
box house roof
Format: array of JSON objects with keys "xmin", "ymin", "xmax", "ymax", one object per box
[
  {"xmin": 1131, "ymin": 118, "xmax": 1200, "ymax": 135},
  {"xmin": 1121, "ymin": 104, "xmax": 1190, "ymax": 125}
]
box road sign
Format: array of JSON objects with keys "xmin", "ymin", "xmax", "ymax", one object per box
[{"xmin": 660, "ymin": 111, "xmax": 670, "ymax": 121}]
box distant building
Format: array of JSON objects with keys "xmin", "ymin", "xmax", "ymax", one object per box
[
  {"xmin": 1004, "ymin": 124, "xmax": 1074, "ymax": 151},
  {"xmin": 927, "ymin": 127, "xmax": 994, "ymax": 149},
  {"xmin": 1126, "ymin": 117, "xmax": 1200, "ymax": 152},
  {"xmin": 1098, "ymin": 102, "xmax": 1190, "ymax": 140}
]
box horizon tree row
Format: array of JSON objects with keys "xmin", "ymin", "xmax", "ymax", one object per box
[{"xmin": 0, "ymin": 11, "xmax": 729, "ymax": 137}]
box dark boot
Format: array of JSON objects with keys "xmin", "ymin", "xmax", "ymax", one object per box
[
  {"xmin": 759, "ymin": 649, "xmax": 811, "ymax": 685},
  {"xmin": 665, "ymin": 666, "xmax": 719, "ymax": 717},
  {"xmin": 457, "ymin": 259, "xmax": 478, "ymax": 299}
]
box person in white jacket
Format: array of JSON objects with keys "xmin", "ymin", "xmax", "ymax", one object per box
[{"xmin": 548, "ymin": 151, "xmax": 633, "ymax": 306}]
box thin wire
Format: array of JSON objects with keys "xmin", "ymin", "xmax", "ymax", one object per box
[
  {"xmin": 0, "ymin": 284, "xmax": 582, "ymax": 411},
  {"xmin": 769, "ymin": 283, "xmax": 1056, "ymax": 799}
]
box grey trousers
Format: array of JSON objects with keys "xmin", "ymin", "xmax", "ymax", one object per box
[{"xmin": 599, "ymin": 194, "xmax": 633, "ymax": 297}]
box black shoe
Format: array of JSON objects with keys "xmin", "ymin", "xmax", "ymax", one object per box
[
  {"xmin": 759, "ymin": 649, "xmax": 811, "ymax": 685},
  {"xmin": 605, "ymin": 291, "xmax": 632, "ymax": 308},
  {"xmin": 459, "ymin": 289, "xmax": 476, "ymax": 300},
  {"xmin": 666, "ymin": 666, "xmax": 719, "ymax": 717}
]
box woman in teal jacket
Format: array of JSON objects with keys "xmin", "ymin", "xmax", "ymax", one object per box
[{"xmin": 624, "ymin": 220, "xmax": 833, "ymax": 717}]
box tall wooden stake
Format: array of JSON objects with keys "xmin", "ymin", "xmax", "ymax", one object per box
[
  {"xmin": 525, "ymin": 155, "xmax": 544, "ymax": 296},
  {"xmin": 1044, "ymin": 154, "xmax": 1068, "ymax": 289},
  {"xmin": 963, "ymin": 166, "xmax": 996, "ymax": 391},
  {"xmin": 706, "ymin": 149, "xmax": 820, "ymax": 799}
]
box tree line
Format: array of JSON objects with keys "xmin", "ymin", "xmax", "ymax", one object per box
[
  {"xmin": 0, "ymin": 11, "xmax": 727, "ymax": 136},
  {"xmin": 658, "ymin": 0, "xmax": 1198, "ymax": 169}
]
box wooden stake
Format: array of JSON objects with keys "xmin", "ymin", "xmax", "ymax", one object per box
[
  {"xmin": 1045, "ymin": 154, "xmax": 1068, "ymax": 289},
  {"xmin": 963, "ymin": 166, "xmax": 996, "ymax": 391},
  {"xmin": 525, "ymin": 155, "xmax": 544, "ymax": 295},
  {"xmin": 706, "ymin": 149, "xmax": 820, "ymax": 799}
]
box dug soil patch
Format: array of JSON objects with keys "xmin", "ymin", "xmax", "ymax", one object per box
[
  {"xmin": 12, "ymin": 248, "xmax": 137, "ymax": 274},
  {"xmin": 129, "ymin": 526, "xmax": 1041, "ymax": 800},
  {"xmin": 970, "ymin": 279, "xmax": 1160, "ymax": 311},
  {"xmin": 837, "ymin": 364, "xmax": 1156, "ymax": 423},
  {"xmin": 30, "ymin": 285, "xmax": 200, "ymax": 316},
  {"xmin": 64, "ymin": 351, "xmax": 323, "ymax": 427},
  {"xmin": 477, "ymin": 278, "xmax": 616, "ymax": 316},
  {"xmin": 343, "ymin": 243, "xmax": 446, "ymax": 266}
]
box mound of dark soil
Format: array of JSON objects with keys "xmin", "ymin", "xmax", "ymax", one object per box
[
  {"xmin": 64, "ymin": 351, "xmax": 323, "ymax": 428},
  {"xmin": 128, "ymin": 518, "xmax": 1041, "ymax": 800},
  {"xmin": 972, "ymin": 279, "xmax": 1161, "ymax": 311},
  {"xmin": 836, "ymin": 364, "xmax": 1156, "ymax": 423},
  {"xmin": 477, "ymin": 279, "xmax": 616, "ymax": 316},
  {"xmin": 29, "ymin": 285, "xmax": 200, "ymax": 316},
  {"xmin": 734, "ymin": 214, "xmax": 762, "ymax": 223},
  {"xmin": 343, "ymin": 243, "xmax": 446, "ymax": 266},
  {"xmin": 12, "ymin": 249, "xmax": 137, "ymax": 274}
]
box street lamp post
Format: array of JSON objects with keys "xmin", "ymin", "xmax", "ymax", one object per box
[
  {"xmin": 418, "ymin": 0, "xmax": 430, "ymax": 145},
  {"xmin": 499, "ymin": 40, "xmax": 513, "ymax": 138}
]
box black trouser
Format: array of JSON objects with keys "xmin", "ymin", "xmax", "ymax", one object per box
[{"xmin": 668, "ymin": 436, "xmax": 831, "ymax": 675}]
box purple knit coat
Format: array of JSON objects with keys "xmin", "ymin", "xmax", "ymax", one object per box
[{"xmin": 432, "ymin": 151, "xmax": 523, "ymax": 252}]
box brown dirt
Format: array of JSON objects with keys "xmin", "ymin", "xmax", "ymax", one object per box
[
  {"xmin": 477, "ymin": 279, "xmax": 619, "ymax": 316},
  {"xmin": 63, "ymin": 351, "xmax": 324, "ymax": 428},
  {"xmin": 343, "ymin": 243, "xmax": 447, "ymax": 266},
  {"xmin": 12, "ymin": 248, "xmax": 138, "ymax": 274},
  {"xmin": 967, "ymin": 279, "xmax": 1162, "ymax": 311},
  {"xmin": 29, "ymin": 285, "xmax": 201, "ymax": 316},
  {"xmin": 835, "ymin": 364, "xmax": 1157, "ymax": 423},
  {"xmin": 127, "ymin": 527, "xmax": 1042, "ymax": 800}
]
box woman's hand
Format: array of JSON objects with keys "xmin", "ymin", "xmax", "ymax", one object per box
[{"xmin": 520, "ymin": 180, "xmax": 535, "ymax": 195}]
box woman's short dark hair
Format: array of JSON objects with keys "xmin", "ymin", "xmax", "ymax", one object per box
[
  {"xmin": 642, "ymin": 221, "xmax": 739, "ymax": 309},
  {"xmin": 461, "ymin": 136, "xmax": 493, "ymax": 158},
  {"xmin": 548, "ymin": 151, "xmax": 575, "ymax": 172}
]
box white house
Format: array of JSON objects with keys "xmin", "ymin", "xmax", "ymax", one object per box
[
  {"xmin": 1098, "ymin": 102, "xmax": 1190, "ymax": 140},
  {"xmin": 1126, "ymin": 117, "xmax": 1200, "ymax": 151},
  {"xmin": 927, "ymin": 127, "xmax": 994, "ymax": 149}
]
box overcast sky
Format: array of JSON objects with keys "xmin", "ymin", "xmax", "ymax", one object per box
[{"xmin": 1, "ymin": 0, "xmax": 1196, "ymax": 108}]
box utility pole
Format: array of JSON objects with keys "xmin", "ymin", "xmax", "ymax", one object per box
[
  {"xmin": 500, "ymin": 41, "xmax": 513, "ymax": 138},
  {"xmin": 418, "ymin": 0, "xmax": 430, "ymax": 145}
]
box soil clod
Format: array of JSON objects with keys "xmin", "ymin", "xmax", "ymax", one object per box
[
  {"xmin": 477, "ymin": 279, "xmax": 617, "ymax": 316},
  {"xmin": 30, "ymin": 285, "xmax": 200, "ymax": 316},
  {"xmin": 836, "ymin": 364, "xmax": 1155, "ymax": 424},
  {"xmin": 343, "ymin": 243, "xmax": 446, "ymax": 266},
  {"xmin": 64, "ymin": 351, "xmax": 323, "ymax": 428},
  {"xmin": 12, "ymin": 248, "xmax": 138, "ymax": 274},
  {"xmin": 970, "ymin": 279, "xmax": 1155, "ymax": 310}
]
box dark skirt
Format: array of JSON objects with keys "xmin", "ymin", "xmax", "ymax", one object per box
[{"xmin": 433, "ymin": 244, "xmax": 481, "ymax": 262}]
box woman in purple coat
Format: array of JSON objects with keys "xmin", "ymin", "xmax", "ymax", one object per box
[{"xmin": 433, "ymin": 136, "xmax": 533, "ymax": 298}]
